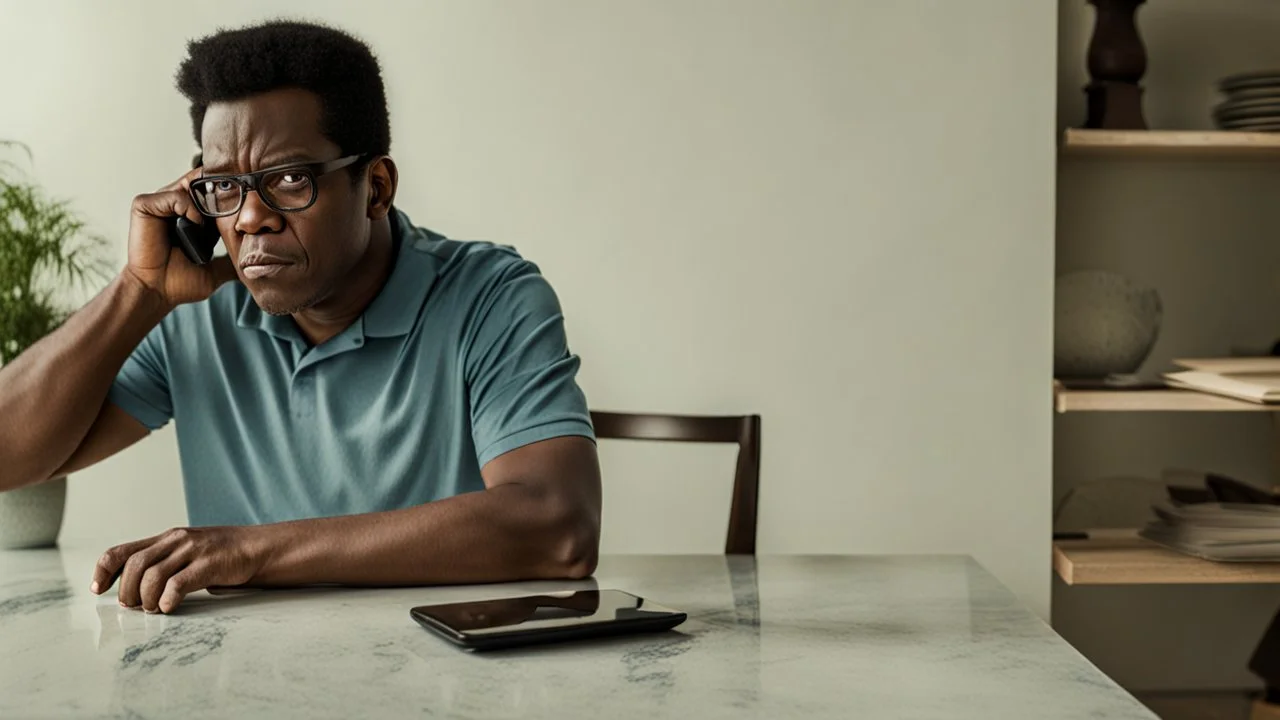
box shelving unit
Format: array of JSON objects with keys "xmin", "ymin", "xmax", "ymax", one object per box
[
  {"xmin": 1052, "ymin": 117, "xmax": 1280, "ymax": 706},
  {"xmin": 1062, "ymin": 128, "xmax": 1280, "ymax": 158},
  {"xmin": 1054, "ymin": 2, "xmax": 1280, "ymax": 711},
  {"xmin": 1053, "ymin": 381, "xmax": 1275, "ymax": 413},
  {"xmin": 1054, "ymin": 534, "xmax": 1280, "ymax": 585},
  {"xmin": 1054, "ymin": 129, "xmax": 1280, "ymax": 586}
]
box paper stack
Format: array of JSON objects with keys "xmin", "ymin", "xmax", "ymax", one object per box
[
  {"xmin": 1140, "ymin": 502, "xmax": 1280, "ymax": 561},
  {"xmin": 1164, "ymin": 357, "xmax": 1280, "ymax": 404}
]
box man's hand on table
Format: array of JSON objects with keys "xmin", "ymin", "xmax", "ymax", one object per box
[{"xmin": 90, "ymin": 525, "xmax": 268, "ymax": 614}]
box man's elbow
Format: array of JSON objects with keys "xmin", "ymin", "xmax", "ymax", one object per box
[
  {"xmin": 557, "ymin": 528, "xmax": 599, "ymax": 580},
  {"xmin": 543, "ymin": 496, "xmax": 600, "ymax": 580}
]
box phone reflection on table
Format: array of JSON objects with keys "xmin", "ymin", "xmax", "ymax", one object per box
[
  {"xmin": 421, "ymin": 589, "xmax": 603, "ymax": 632},
  {"xmin": 414, "ymin": 587, "xmax": 683, "ymax": 635}
]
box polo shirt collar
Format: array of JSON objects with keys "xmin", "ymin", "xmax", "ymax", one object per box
[
  {"xmin": 236, "ymin": 295, "xmax": 304, "ymax": 345},
  {"xmin": 236, "ymin": 206, "xmax": 440, "ymax": 343},
  {"xmin": 363, "ymin": 207, "xmax": 441, "ymax": 338}
]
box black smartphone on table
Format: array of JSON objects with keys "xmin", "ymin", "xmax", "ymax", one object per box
[{"xmin": 410, "ymin": 589, "xmax": 687, "ymax": 651}]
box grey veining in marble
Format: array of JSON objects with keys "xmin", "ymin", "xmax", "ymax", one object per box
[{"xmin": 0, "ymin": 546, "xmax": 1154, "ymax": 719}]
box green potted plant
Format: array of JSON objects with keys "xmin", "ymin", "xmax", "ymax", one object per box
[{"xmin": 0, "ymin": 140, "xmax": 111, "ymax": 548}]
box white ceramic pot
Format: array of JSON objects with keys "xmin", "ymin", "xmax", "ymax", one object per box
[{"xmin": 0, "ymin": 476, "xmax": 66, "ymax": 549}]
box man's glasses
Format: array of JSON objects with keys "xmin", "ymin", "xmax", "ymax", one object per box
[{"xmin": 189, "ymin": 154, "xmax": 366, "ymax": 217}]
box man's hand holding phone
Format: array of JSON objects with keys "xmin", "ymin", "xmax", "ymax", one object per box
[{"xmin": 123, "ymin": 167, "xmax": 237, "ymax": 309}]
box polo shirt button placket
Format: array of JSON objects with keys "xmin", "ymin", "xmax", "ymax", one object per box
[{"xmin": 292, "ymin": 372, "xmax": 316, "ymax": 421}]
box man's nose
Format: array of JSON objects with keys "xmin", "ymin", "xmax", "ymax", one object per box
[{"xmin": 233, "ymin": 189, "xmax": 285, "ymax": 237}]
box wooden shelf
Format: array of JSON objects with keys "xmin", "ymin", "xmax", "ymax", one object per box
[
  {"xmin": 1061, "ymin": 128, "xmax": 1280, "ymax": 158},
  {"xmin": 1053, "ymin": 382, "xmax": 1276, "ymax": 413},
  {"xmin": 1054, "ymin": 534, "xmax": 1280, "ymax": 585}
]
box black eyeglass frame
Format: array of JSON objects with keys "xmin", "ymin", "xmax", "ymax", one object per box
[{"xmin": 189, "ymin": 153, "xmax": 368, "ymax": 217}]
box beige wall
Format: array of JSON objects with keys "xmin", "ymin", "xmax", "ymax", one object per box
[
  {"xmin": 0, "ymin": 1, "xmax": 1057, "ymax": 613},
  {"xmin": 1055, "ymin": 0, "xmax": 1280, "ymax": 691}
]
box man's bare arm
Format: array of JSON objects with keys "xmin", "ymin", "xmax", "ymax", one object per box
[
  {"xmin": 48, "ymin": 403, "xmax": 151, "ymax": 479},
  {"xmin": 0, "ymin": 275, "xmax": 168, "ymax": 491},
  {"xmin": 92, "ymin": 435, "xmax": 603, "ymax": 613},
  {"xmin": 0, "ymin": 169, "xmax": 236, "ymax": 491},
  {"xmin": 255, "ymin": 435, "xmax": 602, "ymax": 585}
]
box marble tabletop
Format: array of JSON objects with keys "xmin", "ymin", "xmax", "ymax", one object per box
[{"xmin": 0, "ymin": 545, "xmax": 1153, "ymax": 719}]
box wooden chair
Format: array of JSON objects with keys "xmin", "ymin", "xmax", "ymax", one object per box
[{"xmin": 589, "ymin": 411, "xmax": 762, "ymax": 555}]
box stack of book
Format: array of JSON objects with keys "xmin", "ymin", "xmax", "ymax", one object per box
[
  {"xmin": 1135, "ymin": 362, "xmax": 1280, "ymax": 560},
  {"xmin": 1141, "ymin": 502, "xmax": 1280, "ymax": 562},
  {"xmin": 1164, "ymin": 357, "xmax": 1280, "ymax": 404}
]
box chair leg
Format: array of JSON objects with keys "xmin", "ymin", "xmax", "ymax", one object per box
[{"xmin": 1249, "ymin": 605, "xmax": 1280, "ymax": 718}]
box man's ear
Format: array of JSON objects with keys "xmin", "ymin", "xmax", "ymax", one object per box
[{"xmin": 366, "ymin": 156, "xmax": 398, "ymax": 220}]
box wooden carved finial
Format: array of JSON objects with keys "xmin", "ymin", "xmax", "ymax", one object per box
[{"xmin": 1083, "ymin": 0, "xmax": 1148, "ymax": 129}]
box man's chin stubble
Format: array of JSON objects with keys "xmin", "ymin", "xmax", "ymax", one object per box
[
  {"xmin": 256, "ymin": 286, "xmax": 331, "ymax": 317},
  {"xmin": 260, "ymin": 303, "xmax": 308, "ymax": 317}
]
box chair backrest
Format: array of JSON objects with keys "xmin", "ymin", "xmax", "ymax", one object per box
[{"xmin": 589, "ymin": 411, "xmax": 761, "ymax": 555}]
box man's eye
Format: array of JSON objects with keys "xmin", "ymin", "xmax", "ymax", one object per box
[
  {"xmin": 197, "ymin": 180, "xmax": 235, "ymax": 193},
  {"xmin": 278, "ymin": 173, "xmax": 307, "ymax": 186}
]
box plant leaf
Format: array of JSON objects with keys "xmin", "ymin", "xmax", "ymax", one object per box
[{"xmin": 0, "ymin": 144, "xmax": 110, "ymax": 359}]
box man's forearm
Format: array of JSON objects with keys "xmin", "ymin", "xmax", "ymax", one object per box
[
  {"xmin": 248, "ymin": 482, "xmax": 599, "ymax": 587},
  {"xmin": 0, "ymin": 273, "xmax": 169, "ymax": 490},
  {"xmin": 93, "ymin": 437, "xmax": 601, "ymax": 613}
]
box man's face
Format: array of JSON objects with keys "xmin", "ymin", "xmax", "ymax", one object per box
[{"xmin": 199, "ymin": 88, "xmax": 370, "ymax": 316}]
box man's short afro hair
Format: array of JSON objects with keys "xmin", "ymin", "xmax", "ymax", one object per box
[{"xmin": 175, "ymin": 19, "xmax": 390, "ymax": 162}]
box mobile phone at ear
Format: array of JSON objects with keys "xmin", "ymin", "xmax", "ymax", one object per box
[{"xmin": 168, "ymin": 216, "xmax": 220, "ymax": 266}]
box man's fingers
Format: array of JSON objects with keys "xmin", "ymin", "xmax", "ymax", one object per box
[
  {"xmin": 93, "ymin": 527, "xmax": 246, "ymax": 614},
  {"xmin": 140, "ymin": 557, "xmax": 188, "ymax": 613},
  {"xmin": 91, "ymin": 536, "xmax": 159, "ymax": 594},
  {"xmin": 117, "ymin": 543, "xmax": 174, "ymax": 608},
  {"xmin": 132, "ymin": 188, "xmax": 204, "ymax": 228},
  {"xmin": 159, "ymin": 565, "xmax": 206, "ymax": 615}
]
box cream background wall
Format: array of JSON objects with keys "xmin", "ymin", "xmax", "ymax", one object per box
[{"xmin": 0, "ymin": 1, "xmax": 1057, "ymax": 614}]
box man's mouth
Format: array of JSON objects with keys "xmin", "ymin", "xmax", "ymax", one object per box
[
  {"xmin": 239, "ymin": 251, "xmax": 294, "ymax": 280},
  {"xmin": 242, "ymin": 262, "xmax": 291, "ymax": 279}
]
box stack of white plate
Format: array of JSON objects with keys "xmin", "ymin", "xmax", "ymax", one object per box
[{"xmin": 1214, "ymin": 70, "xmax": 1280, "ymax": 131}]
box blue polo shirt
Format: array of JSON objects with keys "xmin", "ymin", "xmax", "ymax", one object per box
[{"xmin": 107, "ymin": 207, "xmax": 594, "ymax": 527}]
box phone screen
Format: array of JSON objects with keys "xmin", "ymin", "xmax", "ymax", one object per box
[{"xmin": 411, "ymin": 589, "xmax": 681, "ymax": 637}]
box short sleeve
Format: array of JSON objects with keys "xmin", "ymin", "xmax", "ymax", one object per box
[
  {"xmin": 464, "ymin": 258, "xmax": 594, "ymax": 467},
  {"xmin": 107, "ymin": 323, "xmax": 173, "ymax": 431}
]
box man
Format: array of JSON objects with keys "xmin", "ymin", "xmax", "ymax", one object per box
[{"xmin": 0, "ymin": 20, "xmax": 601, "ymax": 614}]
